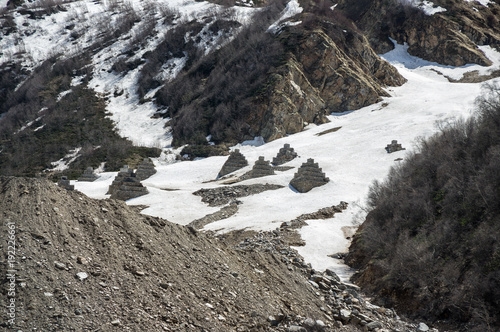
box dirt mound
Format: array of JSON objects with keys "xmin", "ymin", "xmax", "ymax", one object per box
[
  {"xmin": 0, "ymin": 177, "xmax": 329, "ymax": 331},
  {"xmin": 0, "ymin": 177, "xmax": 420, "ymax": 331}
]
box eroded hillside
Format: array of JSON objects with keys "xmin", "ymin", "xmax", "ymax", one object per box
[{"xmin": 1, "ymin": 176, "xmax": 421, "ymax": 331}]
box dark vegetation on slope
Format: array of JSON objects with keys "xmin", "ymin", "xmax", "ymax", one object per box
[
  {"xmin": 346, "ymin": 83, "xmax": 500, "ymax": 331},
  {"xmin": 152, "ymin": 0, "xmax": 289, "ymax": 147},
  {"xmin": 151, "ymin": 0, "xmax": 393, "ymax": 148},
  {"xmin": 0, "ymin": 55, "xmax": 160, "ymax": 179}
]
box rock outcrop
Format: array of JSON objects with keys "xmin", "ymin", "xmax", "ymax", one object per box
[
  {"xmin": 217, "ymin": 149, "xmax": 248, "ymax": 178},
  {"xmin": 272, "ymin": 144, "xmax": 298, "ymax": 166},
  {"xmin": 251, "ymin": 26, "xmax": 406, "ymax": 142},
  {"xmin": 339, "ymin": 0, "xmax": 500, "ymax": 67},
  {"xmin": 290, "ymin": 158, "xmax": 330, "ymax": 193},
  {"xmin": 77, "ymin": 167, "xmax": 98, "ymax": 182},
  {"xmin": 135, "ymin": 158, "xmax": 156, "ymax": 181}
]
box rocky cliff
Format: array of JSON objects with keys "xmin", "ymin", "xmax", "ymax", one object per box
[
  {"xmin": 252, "ymin": 22, "xmax": 406, "ymax": 141},
  {"xmin": 339, "ymin": 0, "xmax": 500, "ymax": 67}
]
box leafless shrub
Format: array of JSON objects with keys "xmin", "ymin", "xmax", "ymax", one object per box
[{"xmin": 350, "ymin": 83, "xmax": 500, "ymax": 329}]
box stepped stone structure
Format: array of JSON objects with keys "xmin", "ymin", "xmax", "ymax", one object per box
[
  {"xmin": 57, "ymin": 176, "xmax": 74, "ymax": 191},
  {"xmin": 248, "ymin": 156, "xmax": 275, "ymax": 179},
  {"xmin": 136, "ymin": 158, "xmax": 156, "ymax": 181},
  {"xmin": 107, "ymin": 165, "xmax": 148, "ymax": 201},
  {"xmin": 272, "ymin": 144, "xmax": 298, "ymax": 166},
  {"xmin": 385, "ymin": 140, "xmax": 406, "ymax": 153},
  {"xmin": 217, "ymin": 149, "xmax": 248, "ymax": 178},
  {"xmin": 78, "ymin": 167, "xmax": 98, "ymax": 182},
  {"xmin": 289, "ymin": 159, "xmax": 329, "ymax": 193}
]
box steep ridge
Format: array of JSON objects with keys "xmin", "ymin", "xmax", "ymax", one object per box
[
  {"xmin": 0, "ymin": 176, "xmax": 324, "ymax": 330},
  {"xmin": 253, "ymin": 21, "xmax": 406, "ymax": 141},
  {"xmin": 159, "ymin": 2, "xmax": 406, "ymax": 146}
]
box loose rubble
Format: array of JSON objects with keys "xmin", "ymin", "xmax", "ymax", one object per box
[{"xmin": 193, "ymin": 183, "xmax": 284, "ymax": 206}]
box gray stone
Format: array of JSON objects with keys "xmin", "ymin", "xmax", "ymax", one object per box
[
  {"xmin": 107, "ymin": 165, "xmax": 148, "ymax": 201},
  {"xmin": 325, "ymin": 268, "xmax": 341, "ymax": 282},
  {"xmin": 315, "ymin": 320, "xmax": 325, "ymax": 328},
  {"xmin": 57, "ymin": 176, "xmax": 74, "ymax": 191},
  {"xmin": 385, "ymin": 140, "xmax": 406, "ymax": 153},
  {"xmin": 272, "ymin": 143, "xmax": 298, "ymax": 166},
  {"xmin": 77, "ymin": 167, "xmax": 98, "ymax": 182},
  {"xmin": 75, "ymin": 272, "xmax": 88, "ymax": 281},
  {"xmin": 339, "ymin": 309, "xmax": 351, "ymax": 323},
  {"xmin": 366, "ymin": 321, "xmax": 383, "ymax": 330},
  {"xmin": 417, "ymin": 322, "xmax": 430, "ymax": 332},
  {"xmin": 246, "ymin": 156, "xmax": 275, "ymax": 179},
  {"xmin": 54, "ymin": 262, "xmax": 66, "ymax": 270},
  {"xmin": 217, "ymin": 149, "xmax": 248, "ymax": 178},
  {"xmin": 288, "ymin": 326, "xmax": 306, "ymax": 332},
  {"xmin": 135, "ymin": 158, "xmax": 156, "ymax": 181},
  {"xmin": 289, "ymin": 159, "xmax": 329, "ymax": 193},
  {"xmin": 303, "ymin": 317, "xmax": 315, "ymax": 328}
]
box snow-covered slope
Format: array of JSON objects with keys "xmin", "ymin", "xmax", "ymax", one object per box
[
  {"xmin": 3, "ymin": 0, "xmax": 500, "ymax": 281},
  {"xmin": 74, "ymin": 38, "xmax": 500, "ymax": 280}
]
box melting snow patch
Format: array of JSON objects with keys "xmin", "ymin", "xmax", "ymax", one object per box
[
  {"xmin": 399, "ymin": 0, "xmax": 446, "ymax": 15},
  {"xmin": 465, "ymin": 0, "xmax": 491, "ymax": 6},
  {"xmin": 381, "ymin": 39, "xmax": 500, "ymax": 80},
  {"xmin": 268, "ymin": 0, "xmax": 303, "ymax": 33},
  {"xmin": 57, "ymin": 89, "xmax": 72, "ymax": 101},
  {"xmin": 49, "ymin": 147, "xmax": 82, "ymax": 172}
]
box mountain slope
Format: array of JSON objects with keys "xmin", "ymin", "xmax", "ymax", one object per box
[
  {"xmin": 338, "ymin": 0, "xmax": 500, "ymax": 67},
  {"xmin": 1, "ymin": 176, "xmax": 422, "ymax": 331},
  {"xmin": 345, "ymin": 84, "xmax": 500, "ymax": 331},
  {"xmin": 0, "ymin": 0, "xmax": 406, "ymax": 175}
]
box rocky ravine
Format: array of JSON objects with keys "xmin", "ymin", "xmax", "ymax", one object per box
[{"xmin": 0, "ymin": 177, "xmax": 429, "ymax": 331}]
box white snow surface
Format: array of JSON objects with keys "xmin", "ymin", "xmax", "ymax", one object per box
[
  {"xmin": 399, "ymin": 0, "xmax": 446, "ymax": 15},
  {"xmin": 268, "ymin": 0, "xmax": 303, "ymax": 33},
  {"xmin": 73, "ymin": 39, "xmax": 500, "ymax": 280},
  {"xmin": 465, "ymin": 0, "xmax": 492, "ymax": 6}
]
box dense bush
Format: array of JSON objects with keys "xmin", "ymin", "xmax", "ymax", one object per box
[{"xmin": 346, "ymin": 83, "xmax": 500, "ymax": 331}]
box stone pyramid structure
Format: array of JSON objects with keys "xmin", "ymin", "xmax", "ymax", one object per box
[
  {"xmin": 272, "ymin": 143, "xmax": 298, "ymax": 166},
  {"xmin": 248, "ymin": 156, "xmax": 275, "ymax": 179},
  {"xmin": 289, "ymin": 158, "xmax": 329, "ymax": 193},
  {"xmin": 385, "ymin": 140, "xmax": 406, "ymax": 153},
  {"xmin": 107, "ymin": 165, "xmax": 148, "ymax": 201},
  {"xmin": 217, "ymin": 149, "xmax": 248, "ymax": 178},
  {"xmin": 57, "ymin": 176, "xmax": 74, "ymax": 191},
  {"xmin": 135, "ymin": 158, "xmax": 157, "ymax": 181},
  {"xmin": 77, "ymin": 167, "xmax": 98, "ymax": 182}
]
